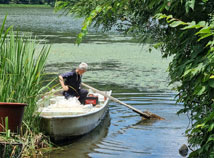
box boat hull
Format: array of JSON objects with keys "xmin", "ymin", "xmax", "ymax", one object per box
[
  {"xmin": 41, "ymin": 105, "xmax": 109, "ymax": 141},
  {"xmin": 40, "ymin": 91, "xmax": 111, "ymax": 142}
]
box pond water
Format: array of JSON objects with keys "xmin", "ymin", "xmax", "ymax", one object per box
[{"xmin": 0, "ymin": 6, "xmax": 188, "ymax": 158}]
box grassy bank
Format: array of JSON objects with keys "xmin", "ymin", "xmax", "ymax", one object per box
[{"xmin": 0, "ymin": 129, "xmax": 53, "ymax": 157}]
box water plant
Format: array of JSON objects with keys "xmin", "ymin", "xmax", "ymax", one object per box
[
  {"xmin": 0, "ymin": 15, "xmax": 51, "ymax": 129},
  {"xmin": 0, "ymin": 15, "xmax": 54, "ymax": 156}
]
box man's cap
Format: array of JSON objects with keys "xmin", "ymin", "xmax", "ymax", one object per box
[{"xmin": 78, "ymin": 62, "xmax": 88, "ymax": 71}]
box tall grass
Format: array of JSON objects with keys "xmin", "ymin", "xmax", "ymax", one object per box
[{"xmin": 0, "ymin": 15, "xmax": 51, "ymax": 131}]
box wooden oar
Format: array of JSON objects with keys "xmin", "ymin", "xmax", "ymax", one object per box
[{"xmin": 82, "ymin": 83, "xmax": 165, "ymax": 120}]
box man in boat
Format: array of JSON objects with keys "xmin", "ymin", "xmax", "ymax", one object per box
[{"xmin": 59, "ymin": 62, "xmax": 88, "ymax": 104}]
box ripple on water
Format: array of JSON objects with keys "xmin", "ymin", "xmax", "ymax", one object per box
[{"xmin": 94, "ymin": 92, "xmax": 188, "ymax": 158}]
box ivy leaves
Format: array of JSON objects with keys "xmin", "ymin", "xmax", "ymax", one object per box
[
  {"xmin": 156, "ymin": 13, "xmax": 214, "ymax": 51},
  {"xmin": 156, "ymin": 8, "xmax": 214, "ymax": 156}
]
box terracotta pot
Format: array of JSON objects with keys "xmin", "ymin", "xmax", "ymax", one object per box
[{"xmin": 0, "ymin": 102, "xmax": 27, "ymax": 133}]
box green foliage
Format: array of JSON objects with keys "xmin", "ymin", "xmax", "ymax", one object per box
[
  {"xmin": 156, "ymin": 13, "xmax": 214, "ymax": 157},
  {"xmin": 0, "ymin": 15, "xmax": 54, "ymax": 157},
  {"xmin": 76, "ymin": 5, "xmax": 103, "ymax": 44},
  {"xmin": 56, "ymin": 0, "xmax": 214, "ymax": 157}
]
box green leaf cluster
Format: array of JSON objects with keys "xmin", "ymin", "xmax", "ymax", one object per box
[{"xmin": 156, "ymin": 13, "xmax": 214, "ymax": 157}]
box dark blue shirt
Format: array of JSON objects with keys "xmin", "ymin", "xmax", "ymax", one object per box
[{"xmin": 61, "ymin": 69, "xmax": 81, "ymax": 95}]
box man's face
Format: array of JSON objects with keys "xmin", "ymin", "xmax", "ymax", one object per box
[{"xmin": 78, "ymin": 69, "xmax": 86, "ymax": 75}]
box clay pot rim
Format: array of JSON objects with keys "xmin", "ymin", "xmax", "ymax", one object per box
[{"xmin": 0, "ymin": 102, "xmax": 27, "ymax": 106}]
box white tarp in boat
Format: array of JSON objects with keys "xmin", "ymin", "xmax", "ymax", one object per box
[{"xmin": 38, "ymin": 95, "xmax": 103, "ymax": 116}]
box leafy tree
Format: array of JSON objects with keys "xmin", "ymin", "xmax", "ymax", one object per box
[{"xmin": 56, "ymin": 0, "xmax": 214, "ymax": 157}]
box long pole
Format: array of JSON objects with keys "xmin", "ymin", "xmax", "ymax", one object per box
[{"xmin": 82, "ymin": 83, "xmax": 164, "ymax": 120}]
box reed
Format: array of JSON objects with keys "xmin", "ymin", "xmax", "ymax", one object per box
[
  {"xmin": 0, "ymin": 15, "xmax": 55, "ymax": 156},
  {"xmin": 0, "ymin": 15, "xmax": 51, "ymax": 131}
]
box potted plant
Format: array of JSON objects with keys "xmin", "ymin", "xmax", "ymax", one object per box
[{"xmin": 0, "ymin": 15, "xmax": 51, "ymax": 156}]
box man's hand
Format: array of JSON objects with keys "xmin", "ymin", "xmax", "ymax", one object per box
[
  {"xmin": 63, "ymin": 85, "xmax": 69, "ymax": 91},
  {"xmin": 59, "ymin": 75, "xmax": 69, "ymax": 91}
]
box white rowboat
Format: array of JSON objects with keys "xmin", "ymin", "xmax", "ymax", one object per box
[{"xmin": 39, "ymin": 90, "xmax": 112, "ymax": 142}]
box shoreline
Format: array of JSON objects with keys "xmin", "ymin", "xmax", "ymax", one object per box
[{"xmin": 0, "ymin": 3, "xmax": 52, "ymax": 8}]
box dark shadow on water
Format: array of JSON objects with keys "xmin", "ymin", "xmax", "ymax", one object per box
[
  {"xmin": 45, "ymin": 60, "xmax": 122, "ymax": 72},
  {"xmin": 10, "ymin": 30, "xmax": 137, "ymax": 44},
  {"xmin": 27, "ymin": 31, "xmax": 137, "ymax": 44},
  {"xmin": 134, "ymin": 119, "xmax": 159, "ymax": 126}
]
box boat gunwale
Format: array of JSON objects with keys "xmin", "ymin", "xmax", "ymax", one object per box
[{"xmin": 40, "ymin": 90, "xmax": 112, "ymax": 119}]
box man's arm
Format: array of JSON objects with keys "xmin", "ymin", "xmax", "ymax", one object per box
[{"xmin": 59, "ymin": 75, "xmax": 69, "ymax": 91}]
